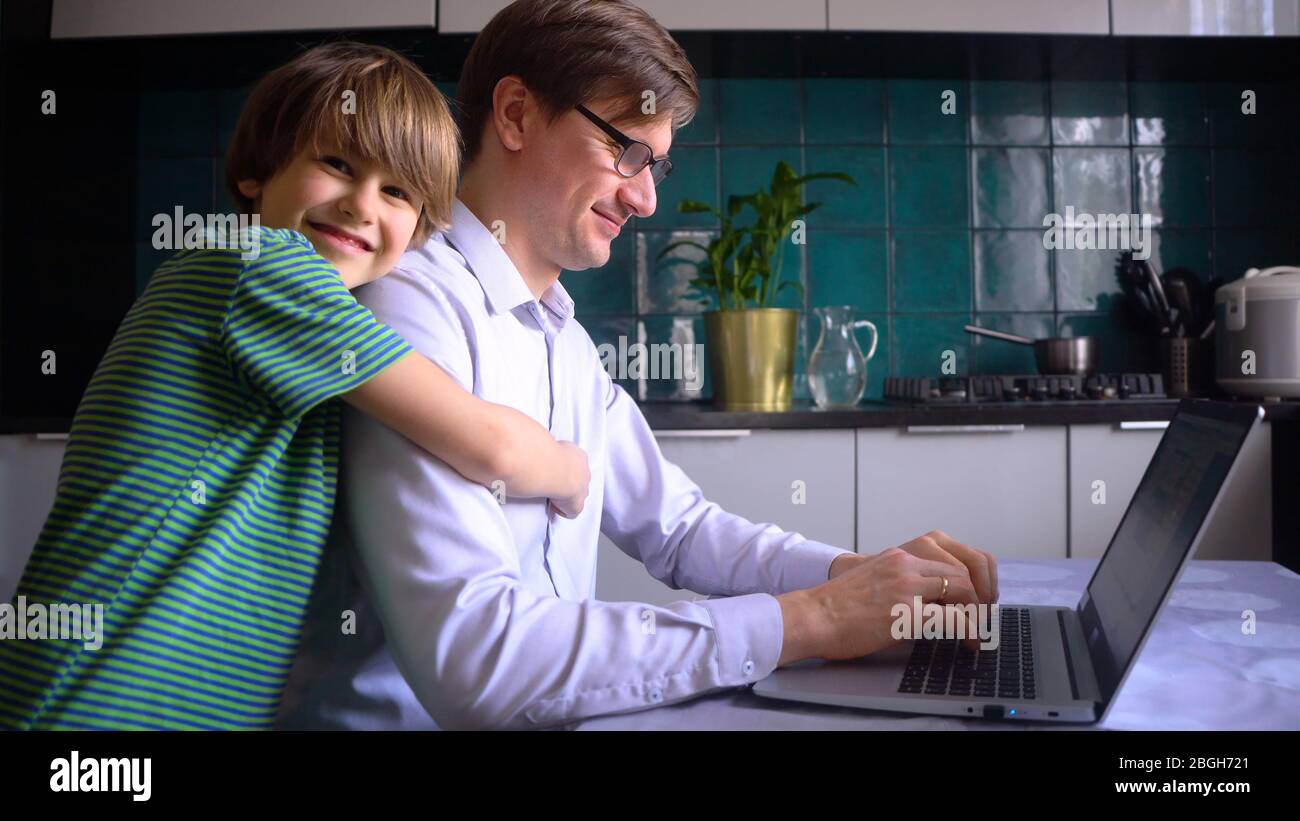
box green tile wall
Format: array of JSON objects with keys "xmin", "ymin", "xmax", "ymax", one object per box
[
  {"xmin": 137, "ymin": 67, "xmax": 1300, "ymax": 404},
  {"xmin": 553, "ymin": 76, "xmax": 1299, "ymax": 401}
]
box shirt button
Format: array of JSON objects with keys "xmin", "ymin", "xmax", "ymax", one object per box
[
  {"xmin": 649, "ymin": 688, "xmax": 663, "ymax": 703},
  {"xmin": 742, "ymin": 660, "xmax": 755, "ymax": 677}
]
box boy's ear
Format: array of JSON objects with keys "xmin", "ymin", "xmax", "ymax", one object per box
[{"xmin": 236, "ymin": 178, "xmax": 263, "ymax": 203}]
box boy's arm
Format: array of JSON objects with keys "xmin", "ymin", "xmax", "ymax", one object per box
[
  {"xmin": 342, "ymin": 351, "xmax": 590, "ymax": 516},
  {"xmin": 217, "ymin": 240, "xmax": 588, "ymax": 509}
]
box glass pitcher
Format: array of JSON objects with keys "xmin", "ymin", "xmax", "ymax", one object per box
[{"xmin": 807, "ymin": 306, "xmax": 878, "ymax": 409}]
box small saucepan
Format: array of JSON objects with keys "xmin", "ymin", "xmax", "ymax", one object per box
[{"xmin": 964, "ymin": 325, "xmax": 1100, "ymax": 376}]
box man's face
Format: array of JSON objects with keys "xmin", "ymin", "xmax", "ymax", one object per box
[
  {"xmin": 238, "ymin": 146, "xmax": 424, "ymax": 289},
  {"xmin": 521, "ymin": 98, "xmax": 672, "ymax": 273}
]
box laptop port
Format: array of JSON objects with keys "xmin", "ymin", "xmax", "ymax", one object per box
[{"xmin": 982, "ymin": 705, "xmax": 1005, "ymax": 719}]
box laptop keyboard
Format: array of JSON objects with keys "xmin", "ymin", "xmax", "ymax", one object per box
[{"xmin": 897, "ymin": 606, "xmax": 1036, "ymax": 700}]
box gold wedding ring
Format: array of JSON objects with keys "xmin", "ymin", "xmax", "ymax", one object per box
[{"xmin": 939, "ymin": 576, "xmax": 949, "ymax": 604}]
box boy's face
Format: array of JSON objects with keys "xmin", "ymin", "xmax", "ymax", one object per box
[
  {"xmin": 237, "ymin": 146, "xmax": 423, "ymax": 289},
  {"xmin": 514, "ymin": 97, "xmax": 672, "ymax": 273}
]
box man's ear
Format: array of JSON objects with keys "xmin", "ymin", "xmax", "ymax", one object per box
[{"xmin": 490, "ymin": 75, "xmax": 531, "ymax": 153}]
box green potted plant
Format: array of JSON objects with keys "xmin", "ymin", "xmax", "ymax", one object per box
[{"xmin": 658, "ymin": 160, "xmax": 854, "ymax": 411}]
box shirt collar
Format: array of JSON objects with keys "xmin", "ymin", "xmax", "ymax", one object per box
[{"xmin": 444, "ymin": 197, "xmax": 575, "ymax": 324}]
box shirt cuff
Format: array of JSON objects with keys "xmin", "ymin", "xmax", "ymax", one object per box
[
  {"xmin": 781, "ymin": 539, "xmax": 856, "ymax": 594},
  {"xmin": 699, "ymin": 592, "xmax": 784, "ymax": 684}
]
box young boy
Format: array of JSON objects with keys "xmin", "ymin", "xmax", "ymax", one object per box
[{"xmin": 0, "ymin": 42, "xmax": 586, "ymax": 730}]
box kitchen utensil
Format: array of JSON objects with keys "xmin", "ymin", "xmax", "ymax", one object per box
[
  {"xmin": 1142, "ymin": 259, "xmax": 1174, "ymax": 336},
  {"xmin": 1163, "ymin": 274, "xmax": 1195, "ymax": 338},
  {"xmin": 964, "ymin": 325, "xmax": 1100, "ymax": 375},
  {"xmin": 1200, "ymin": 276, "xmax": 1224, "ymax": 335},
  {"xmin": 1116, "ymin": 251, "xmax": 1165, "ymax": 335},
  {"xmin": 1117, "ymin": 251, "xmax": 1150, "ymax": 313},
  {"xmin": 1215, "ymin": 265, "xmax": 1300, "ymax": 398},
  {"xmin": 1163, "ymin": 267, "xmax": 1206, "ymax": 335},
  {"xmin": 807, "ymin": 306, "xmax": 878, "ymax": 409}
]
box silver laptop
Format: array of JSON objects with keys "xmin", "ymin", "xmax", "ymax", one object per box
[{"xmin": 753, "ymin": 400, "xmax": 1264, "ymax": 724}]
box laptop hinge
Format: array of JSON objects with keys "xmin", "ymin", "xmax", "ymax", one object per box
[{"xmin": 1058, "ymin": 610, "xmax": 1080, "ymax": 701}]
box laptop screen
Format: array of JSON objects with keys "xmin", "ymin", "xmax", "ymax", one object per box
[{"xmin": 1077, "ymin": 400, "xmax": 1261, "ymax": 712}]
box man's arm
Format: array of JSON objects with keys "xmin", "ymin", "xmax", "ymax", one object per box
[
  {"xmin": 339, "ymin": 268, "xmax": 784, "ymax": 729},
  {"xmin": 597, "ymin": 373, "xmax": 854, "ymax": 597}
]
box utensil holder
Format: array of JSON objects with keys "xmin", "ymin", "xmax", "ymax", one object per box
[{"xmin": 1160, "ymin": 337, "xmax": 1213, "ymax": 397}]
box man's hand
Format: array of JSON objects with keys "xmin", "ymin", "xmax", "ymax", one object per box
[
  {"xmin": 827, "ymin": 552, "xmax": 868, "ymax": 580},
  {"xmin": 891, "ymin": 530, "xmax": 998, "ymax": 604},
  {"xmin": 826, "ymin": 531, "xmax": 997, "ymax": 603},
  {"xmin": 781, "ymin": 530, "xmax": 998, "ymax": 666}
]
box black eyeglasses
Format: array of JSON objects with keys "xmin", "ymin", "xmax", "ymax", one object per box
[{"xmin": 576, "ymin": 104, "xmax": 673, "ymax": 186}]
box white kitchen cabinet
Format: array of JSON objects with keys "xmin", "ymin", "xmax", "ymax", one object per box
[
  {"xmin": 625, "ymin": 1, "xmax": 826, "ymax": 30},
  {"xmin": 51, "ymin": 0, "xmax": 437, "ymax": 38},
  {"xmin": 439, "ymin": 0, "xmax": 827, "ymax": 34},
  {"xmin": 0, "ymin": 435, "xmax": 67, "ymax": 602},
  {"xmin": 828, "ymin": 0, "xmax": 1110, "ymax": 34},
  {"xmin": 436, "ymin": 0, "xmax": 511, "ymax": 34},
  {"xmin": 596, "ymin": 428, "xmax": 856, "ymax": 605},
  {"xmin": 1111, "ymin": 0, "xmax": 1300, "ymax": 36},
  {"xmin": 1070, "ymin": 419, "xmax": 1272, "ymax": 561},
  {"xmin": 1190, "ymin": 421, "xmax": 1272, "ymax": 561},
  {"xmin": 855, "ymin": 424, "xmax": 1068, "ymax": 559},
  {"xmin": 1068, "ymin": 422, "xmax": 1165, "ymax": 559}
]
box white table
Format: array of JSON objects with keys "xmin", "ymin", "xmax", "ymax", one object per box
[{"xmin": 571, "ymin": 560, "xmax": 1300, "ymax": 730}]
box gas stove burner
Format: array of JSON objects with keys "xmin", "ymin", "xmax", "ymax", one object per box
[{"xmin": 884, "ymin": 374, "xmax": 1166, "ymax": 404}]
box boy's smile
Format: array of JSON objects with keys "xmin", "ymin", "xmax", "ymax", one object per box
[
  {"xmin": 306, "ymin": 220, "xmax": 374, "ymax": 254},
  {"xmin": 237, "ymin": 147, "xmax": 424, "ymax": 289}
]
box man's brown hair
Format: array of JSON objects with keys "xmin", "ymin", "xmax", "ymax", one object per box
[
  {"xmin": 457, "ymin": 0, "xmax": 699, "ymax": 164},
  {"xmin": 225, "ymin": 41, "xmax": 459, "ymax": 246}
]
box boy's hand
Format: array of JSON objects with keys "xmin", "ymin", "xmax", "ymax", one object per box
[{"xmin": 550, "ymin": 441, "xmax": 590, "ymax": 519}]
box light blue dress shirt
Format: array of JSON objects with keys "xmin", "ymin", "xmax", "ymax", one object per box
[{"xmin": 276, "ymin": 198, "xmax": 852, "ymax": 730}]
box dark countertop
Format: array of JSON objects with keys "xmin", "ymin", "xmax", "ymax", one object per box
[{"xmin": 638, "ymin": 398, "xmax": 1300, "ymax": 430}]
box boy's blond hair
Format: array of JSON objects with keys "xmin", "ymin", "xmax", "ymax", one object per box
[{"xmin": 225, "ymin": 41, "xmax": 459, "ymax": 246}]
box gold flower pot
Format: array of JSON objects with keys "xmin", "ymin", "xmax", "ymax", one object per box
[{"xmin": 704, "ymin": 308, "xmax": 799, "ymax": 411}]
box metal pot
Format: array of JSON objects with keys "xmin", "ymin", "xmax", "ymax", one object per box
[
  {"xmin": 964, "ymin": 325, "xmax": 1100, "ymax": 375},
  {"xmin": 706, "ymin": 309, "xmax": 799, "ymax": 411}
]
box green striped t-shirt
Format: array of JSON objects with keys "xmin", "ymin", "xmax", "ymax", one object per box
[{"xmin": 0, "ymin": 227, "xmax": 412, "ymax": 730}]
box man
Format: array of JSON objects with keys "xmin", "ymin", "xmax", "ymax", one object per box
[{"xmin": 278, "ymin": 0, "xmax": 998, "ymax": 730}]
